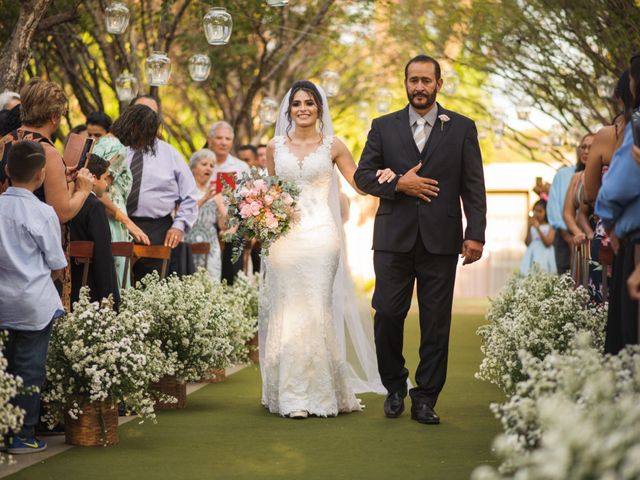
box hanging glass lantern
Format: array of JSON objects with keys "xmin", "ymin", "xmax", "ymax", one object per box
[
  {"xmin": 188, "ymin": 54, "xmax": 211, "ymax": 82},
  {"xmin": 258, "ymin": 97, "xmax": 279, "ymax": 126},
  {"xmin": 320, "ymin": 71, "xmax": 340, "ymax": 97},
  {"xmin": 596, "ymin": 75, "xmax": 616, "ymax": 99},
  {"xmin": 515, "ymin": 98, "xmax": 533, "ymax": 121},
  {"xmin": 203, "ymin": 7, "xmax": 233, "ymax": 46},
  {"xmin": 105, "ymin": 2, "xmax": 130, "ymax": 35},
  {"xmin": 550, "ymin": 123, "xmax": 565, "ymax": 147},
  {"xmin": 145, "ymin": 51, "xmax": 171, "ymax": 86},
  {"xmin": 376, "ymin": 88, "xmax": 392, "ymax": 113},
  {"xmin": 357, "ymin": 101, "xmax": 369, "ymax": 122},
  {"xmin": 442, "ymin": 69, "xmax": 460, "ymax": 95},
  {"xmin": 266, "ymin": 0, "xmax": 289, "ymax": 5},
  {"xmin": 115, "ymin": 73, "xmax": 138, "ymax": 102}
]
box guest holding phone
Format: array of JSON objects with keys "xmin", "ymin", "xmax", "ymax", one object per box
[
  {"xmin": 520, "ymin": 200, "xmax": 556, "ymax": 275},
  {"xmin": 207, "ymin": 121, "xmax": 250, "ymax": 284},
  {"xmin": 185, "ymin": 149, "xmax": 227, "ymax": 281}
]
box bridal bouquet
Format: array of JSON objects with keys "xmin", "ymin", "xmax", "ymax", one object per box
[{"xmin": 223, "ymin": 168, "xmax": 300, "ymax": 262}]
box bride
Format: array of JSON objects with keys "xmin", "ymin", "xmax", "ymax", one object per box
[{"xmin": 260, "ymin": 80, "xmax": 395, "ymax": 419}]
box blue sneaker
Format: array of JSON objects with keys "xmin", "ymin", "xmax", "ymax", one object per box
[{"xmin": 7, "ymin": 436, "xmax": 47, "ymax": 454}]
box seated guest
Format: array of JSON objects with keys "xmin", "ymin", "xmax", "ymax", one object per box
[
  {"xmin": 69, "ymin": 154, "xmax": 120, "ymax": 308},
  {"xmin": 86, "ymin": 111, "xmax": 112, "ymax": 139},
  {"xmin": 0, "ymin": 140, "xmax": 67, "ymax": 454},
  {"xmin": 112, "ymin": 101, "xmax": 198, "ymax": 283},
  {"xmin": 185, "ymin": 149, "xmax": 227, "ymax": 281},
  {"xmin": 207, "ymin": 121, "xmax": 249, "ymax": 284}
]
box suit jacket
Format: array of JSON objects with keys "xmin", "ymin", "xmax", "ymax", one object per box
[
  {"xmin": 69, "ymin": 194, "xmax": 120, "ymax": 308},
  {"xmin": 354, "ymin": 104, "xmax": 486, "ymax": 255}
]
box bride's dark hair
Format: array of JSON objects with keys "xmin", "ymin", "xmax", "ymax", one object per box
[{"xmin": 285, "ymin": 80, "xmax": 324, "ymax": 139}]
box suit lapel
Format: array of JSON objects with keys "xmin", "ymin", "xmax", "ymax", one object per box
[
  {"xmin": 421, "ymin": 104, "xmax": 452, "ymax": 163},
  {"xmin": 394, "ymin": 106, "xmax": 421, "ymax": 164}
]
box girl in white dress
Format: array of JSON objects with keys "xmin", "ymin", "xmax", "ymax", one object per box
[
  {"xmin": 260, "ymin": 81, "xmax": 392, "ymax": 419},
  {"xmin": 520, "ymin": 199, "xmax": 556, "ymax": 275}
]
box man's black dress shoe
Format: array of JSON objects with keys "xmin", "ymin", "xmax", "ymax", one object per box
[
  {"xmin": 411, "ymin": 402, "xmax": 440, "ymax": 424},
  {"xmin": 383, "ymin": 391, "xmax": 405, "ymax": 418}
]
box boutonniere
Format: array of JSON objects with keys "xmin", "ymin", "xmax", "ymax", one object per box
[{"xmin": 438, "ymin": 114, "xmax": 450, "ymax": 131}]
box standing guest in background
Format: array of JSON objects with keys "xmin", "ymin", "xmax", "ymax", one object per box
[
  {"xmin": 547, "ymin": 161, "xmax": 577, "ymax": 275},
  {"xmin": 207, "ymin": 121, "xmax": 250, "ymax": 284},
  {"xmin": 562, "ymin": 133, "xmax": 595, "ymax": 247},
  {"xmin": 0, "ymin": 91, "xmax": 21, "ymax": 137},
  {"xmin": 69, "ymin": 124, "xmax": 88, "ymax": 137},
  {"xmin": 69, "ymin": 154, "xmax": 120, "ymax": 308},
  {"xmin": 93, "ymin": 135, "xmax": 149, "ymax": 290},
  {"xmin": 112, "ymin": 103, "xmax": 198, "ymax": 283},
  {"xmin": 257, "ymin": 144, "xmax": 268, "ymax": 173},
  {"xmin": 237, "ymin": 144, "xmax": 259, "ymax": 168},
  {"xmin": 0, "ymin": 141, "xmax": 67, "ymax": 454},
  {"xmin": 595, "ymin": 53, "xmax": 640, "ymax": 353},
  {"xmin": 185, "ymin": 149, "xmax": 227, "ymax": 281},
  {"xmin": 86, "ymin": 111, "xmax": 112, "ymax": 139},
  {"xmin": 520, "ymin": 199, "xmax": 556, "ymax": 275}
]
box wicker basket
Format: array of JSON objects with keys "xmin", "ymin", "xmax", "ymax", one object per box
[
  {"xmin": 201, "ymin": 368, "xmax": 226, "ymax": 383},
  {"xmin": 247, "ymin": 335, "xmax": 259, "ymax": 364},
  {"xmin": 64, "ymin": 399, "xmax": 119, "ymax": 447},
  {"xmin": 151, "ymin": 375, "xmax": 187, "ymax": 410}
]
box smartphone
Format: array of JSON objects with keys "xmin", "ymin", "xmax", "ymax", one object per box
[
  {"xmin": 76, "ymin": 137, "xmax": 95, "ymax": 170},
  {"xmin": 632, "ymin": 109, "xmax": 640, "ymax": 147},
  {"xmin": 63, "ymin": 133, "xmax": 95, "ymax": 169}
]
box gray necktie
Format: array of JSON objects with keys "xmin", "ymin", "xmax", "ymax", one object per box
[
  {"xmin": 414, "ymin": 117, "xmax": 427, "ymax": 152},
  {"xmin": 127, "ymin": 150, "xmax": 144, "ymax": 215}
]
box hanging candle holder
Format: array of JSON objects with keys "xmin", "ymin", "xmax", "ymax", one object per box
[
  {"xmin": 442, "ymin": 70, "xmax": 460, "ymax": 95},
  {"xmin": 189, "ymin": 54, "xmax": 211, "ymax": 82},
  {"xmin": 145, "ymin": 51, "xmax": 171, "ymax": 86},
  {"xmin": 105, "ymin": 2, "xmax": 130, "ymax": 35},
  {"xmin": 115, "ymin": 73, "xmax": 138, "ymax": 102},
  {"xmin": 515, "ymin": 98, "xmax": 533, "ymax": 121},
  {"xmin": 266, "ymin": 0, "xmax": 289, "ymax": 5},
  {"xmin": 320, "ymin": 71, "xmax": 340, "ymax": 97},
  {"xmin": 203, "ymin": 7, "xmax": 233, "ymax": 45},
  {"xmin": 258, "ymin": 97, "xmax": 279, "ymax": 126},
  {"xmin": 376, "ymin": 88, "xmax": 392, "ymax": 113}
]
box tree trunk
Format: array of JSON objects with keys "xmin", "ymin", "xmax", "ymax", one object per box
[{"xmin": 0, "ymin": 0, "xmax": 54, "ymax": 92}]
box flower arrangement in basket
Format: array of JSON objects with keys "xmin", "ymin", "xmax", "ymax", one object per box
[
  {"xmin": 202, "ymin": 271, "xmax": 260, "ymax": 365},
  {"xmin": 475, "ymin": 269, "xmax": 607, "ymax": 394},
  {"xmin": 121, "ymin": 271, "xmax": 233, "ymax": 385},
  {"xmin": 0, "ymin": 335, "xmax": 25, "ymax": 463},
  {"xmin": 42, "ymin": 290, "xmax": 170, "ymax": 446},
  {"xmin": 223, "ymin": 168, "xmax": 300, "ymax": 262}
]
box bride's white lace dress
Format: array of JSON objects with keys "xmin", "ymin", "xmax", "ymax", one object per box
[{"xmin": 259, "ymin": 135, "xmax": 363, "ymax": 417}]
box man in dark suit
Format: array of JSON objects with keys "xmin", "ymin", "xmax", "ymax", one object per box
[{"xmin": 354, "ymin": 55, "xmax": 486, "ymax": 425}]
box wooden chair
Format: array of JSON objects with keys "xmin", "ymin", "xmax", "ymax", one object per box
[
  {"xmin": 69, "ymin": 240, "xmax": 94, "ymax": 287},
  {"xmin": 132, "ymin": 244, "xmax": 172, "ymax": 280},
  {"xmin": 189, "ymin": 242, "xmax": 211, "ymax": 270},
  {"xmin": 111, "ymin": 242, "xmax": 134, "ymax": 288}
]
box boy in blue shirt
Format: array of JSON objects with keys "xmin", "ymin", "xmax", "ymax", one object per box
[{"xmin": 0, "ymin": 140, "xmax": 67, "ymax": 454}]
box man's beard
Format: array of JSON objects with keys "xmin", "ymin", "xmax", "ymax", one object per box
[{"xmin": 407, "ymin": 89, "xmax": 437, "ymax": 110}]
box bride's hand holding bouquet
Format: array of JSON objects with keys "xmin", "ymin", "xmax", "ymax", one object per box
[{"xmin": 223, "ymin": 168, "xmax": 300, "ymax": 262}]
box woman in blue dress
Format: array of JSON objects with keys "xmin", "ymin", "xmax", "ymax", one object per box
[{"xmin": 520, "ymin": 199, "xmax": 556, "ymax": 275}]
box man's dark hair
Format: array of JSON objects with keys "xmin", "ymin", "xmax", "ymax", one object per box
[
  {"xmin": 86, "ymin": 111, "xmax": 113, "ymax": 132},
  {"xmin": 129, "ymin": 94, "xmax": 162, "ymax": 118},
  {"xmin": 7, "ymin": 140, "xmax": 46, "ymax": 183},
  {"xmin": 70, "ymin": 124, "xmax": 87, "ymax": 135},
  {"xmin": 86, "ymin": 153, "xmax": 109, "ymax": 178},
  {"xmin": 405, "ymin": 55, "xmax": 441, "ymax": 81},
  {"xmin": 238, "ymin": 144, "xmax": 258, "ymax": 156},
  {"xmin": 257, "ymin": 144, "xmax": 267, "ymax": 149},
  {"xmin": 111, "ymin": 104, "xmax": 160, "ymax": 154}
]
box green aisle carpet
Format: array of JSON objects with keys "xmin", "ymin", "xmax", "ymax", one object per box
[{"xmin": 7, "ymin": 306, "xmax": 502, "ymax": 480}]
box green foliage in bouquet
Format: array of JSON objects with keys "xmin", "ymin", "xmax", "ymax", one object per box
[
  {"xmin": 121, "ymin": 272, "xmax": 233, "ymax": 382},
  {"xmin": 0, "ymin": 333, "xmax": 25, "ymax": 464},
  {"xmin": 42, "ymin": 289, "xmax": 170, "ymax": 427},
  {"xmin": 198, "ymin": 270, "xmax": 259, "ymax": 365},
  {"xmin": 473, "ymin": 336, "xmax": 640, "ymax": 479},
  {"xmin": 476, "ymin": 269, "xmax": 607, "ymax": 394}
]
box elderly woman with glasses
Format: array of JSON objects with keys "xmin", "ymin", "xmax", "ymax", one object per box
[{"xmin": 185, "ymin": 148, "xmax": 227, "ymax": 281}]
